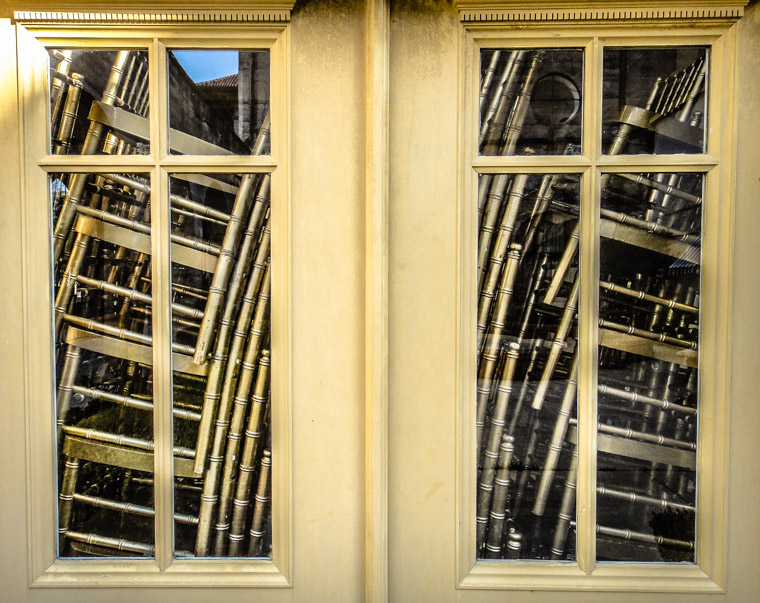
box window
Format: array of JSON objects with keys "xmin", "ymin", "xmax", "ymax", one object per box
[
  {"xmin": 459, "ymin": 7, "xmax": 738, "ymax": 591},
  {"xmin": 16, "ymin": 8, "xmax": 292, "ymax": 585}
]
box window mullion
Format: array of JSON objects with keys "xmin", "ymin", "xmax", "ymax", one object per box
[
  {"xmin": 576, "ymin": 36, "xmax": 602, "ymax": 575},
  {"xmin": 577, "ymin": 166, "xmax": 600, "ymax": 575},
  {"xmin": 149, "ymin": 38, "xmax": 174, "ymax": 571},
  {"xmin": 582, "ymin": 38, "xmax": 598, "ymax": 161}
]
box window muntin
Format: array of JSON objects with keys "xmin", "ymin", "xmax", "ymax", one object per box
[
  {"xmin": 48, "ymin": 42, "xmax": 277, "ymax": 563},
  {"xmin": 472, "ymin": 35, "xmax": 712, "ymax": 572}
]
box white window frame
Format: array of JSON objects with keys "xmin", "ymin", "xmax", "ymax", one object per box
[
  {"xmin": 456, "ymin": 4, "xmax": 742, "ymax": 592},
  {"xmin": 15, "ymin": 8, "xmax": 293, "ymax": 587}
]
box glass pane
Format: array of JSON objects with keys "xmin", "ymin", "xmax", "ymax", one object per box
[
  {"xmin": 476, "ymin": 172, "xmax": 580, "ymax": 560},
  {"xmin": 169, "ymin": 50, "xmax": 270, "ymax": 156},
  {"xmin": 53, "ymin": 172, "xmax": 155, "ymax": 558},
  {"xmin": 48, "ymin": 49, "xmax": 150, "ymax": 155},
  {"xmin": 170, "ymin": 173, "xmax": 272, "ymax": 558},
  {"xmin": 597, "ymin": 172, "xmax": 702, "ymax": 562},
  {"xmin": 603, "ymin": 47, "xmax": 708, "ymax": 155},
  {"xmin": 479, "ymin": 49, "xmax": 583, "ymax": 156}
]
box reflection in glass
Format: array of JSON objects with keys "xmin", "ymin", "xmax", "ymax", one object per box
[
  {"xmin": 479, "ymin": 49, "xmax": 583, "ymax": 156},
  {"xmin": 603, "ymin": 47, "xmax": 708, "ymax": 155},
  {"xmin": 51, "ymin": 167, "xmax": 274, "ymax": 559},
  {"xmin": 169, "ymin": 50, "xmax": 270, "ymax": 155},
  {"xmin": 48, "ymin": 49, "xmax": 150, "ymax": 156},
  {"xmin": 476, "ymin": 173, "xmax": 580, "ymax": 560},
  {"xmin": 170, "ymin": 173, "xmax": 272, "ymax": 558},
  {"xmin": 596, "ymin": 173, "xmax": 702, "ymax": 562},
  {"xmin": 53, "ymin": 172, "xmax": 156, "ymax": 557}
]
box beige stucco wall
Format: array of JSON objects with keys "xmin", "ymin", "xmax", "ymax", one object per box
[
  {"xmin": 289, "ymin": 1, "xmax": 366, "ymax": 601},
  {"xmin": 725, "ymin": 0, "xmax": 760, "ymax": 600},
  {"xmin": 0, "ymin": 0, "xmax": 758, "ymax": 600}
]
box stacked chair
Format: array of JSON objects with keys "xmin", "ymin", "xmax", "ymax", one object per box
[
  {"xmin": 51, "ymin": 49, "xmax": 273, "ymax": 558},
  {"xmin": 475, "ymin": 48, "xmax": 704, "ymax": 561}
]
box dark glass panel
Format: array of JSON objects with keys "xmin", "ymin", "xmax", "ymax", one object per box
[
  {"xmin": 169, "ymin": 50, "xmax": 270, "ymax": 156},
  {"xmin": 476, "ymin": 172, "xmax": 581, "ymax": 560},
  {"xmin": 479, "ymin": 49, "xmax": 583, "ymax": 156},
  {"xmin": 603, "ymin": 47, "xmax": 708, "ymax": 155},
  {"xmin": 169, "ymin": 173, "xmax": 272, "ymax": 558},
  {"xmin": 596, "ymin": 172, "xmax": 702, "ymax": 562},
  {"xmin": 48, "ymin": 49, "xmax": 150, "ymax": 155},
  {"xmin": 52, "ymin": 172, "xmax": 155, "ymax": 558}
]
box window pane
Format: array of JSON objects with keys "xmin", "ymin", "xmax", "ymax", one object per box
[
  {"xmin": 603, "ymin": 47, "xmax": 708, "ymax": 155},
  {"xmin": 597, "ymin": 172, "xmax": 702, "ymax": 562},
  {"xmin": 477, "ymin": 172, "xmax": 580, "ymax": 560},
  {"xmin": 479, "ymin": 49, "xmax": 583, "ymax": 156},
  {"xmin": 169, "ymin": 50, "xmax": 270, "ymax": 156},
  {"xmin": 53, "ymin": 172, "xmax": 155, "ymax": 558},
  {"xmin": 49, "ymin": 50, "xmax": 150, "ymax": 156},
  {"xmin": 170, "ymin": 172, "xmax": 272, "ymax": 558}
]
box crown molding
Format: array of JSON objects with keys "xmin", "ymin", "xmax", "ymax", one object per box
[
  {"xmin": 454, "ymin": 1, "xmax": 749, "ymax": 23},
  {"xmin": 7, "ymin": 1, "xmax": 294, "ymax": 24}
]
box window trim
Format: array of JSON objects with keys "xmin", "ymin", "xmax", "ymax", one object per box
[
  {"xmin": 17, "ymin": 13, "xmax": 293, "ymax": 587},
  {"xmin": 456, "ymin": 16, "xmax": 739, "ymax": 592}
]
